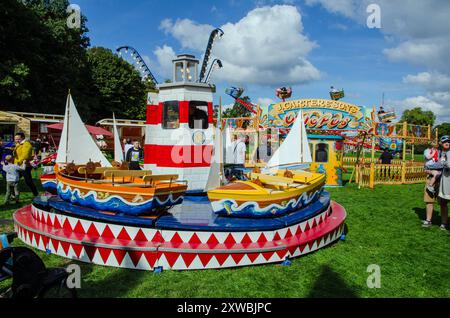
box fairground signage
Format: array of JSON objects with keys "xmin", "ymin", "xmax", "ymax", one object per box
[{"xmin": 262, "ymin": 99, "xmax": 373, "ymax": 131}]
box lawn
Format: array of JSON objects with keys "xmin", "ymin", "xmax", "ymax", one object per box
[{"xmin": 1, "ymin": 170, "xmax": 449, "ymax": 298}]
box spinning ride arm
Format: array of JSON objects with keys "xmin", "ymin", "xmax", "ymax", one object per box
[
  {"xmin": 116, "ymin": 46, "xmax": 158, "ymax": 85},
  {"xmin": 225, "ymin": 87, "xmax": 257, "ymax": 114}
]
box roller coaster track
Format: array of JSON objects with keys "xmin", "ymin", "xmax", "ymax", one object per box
[{"xmin": 116, "ymin": 46, "xmax": 158, "ymax": 85}]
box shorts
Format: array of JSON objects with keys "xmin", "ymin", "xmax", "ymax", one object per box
[{"xmin": 424, "ymin": 185, "xmax": 437, "ymax": 204}]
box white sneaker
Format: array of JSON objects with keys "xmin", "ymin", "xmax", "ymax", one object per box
[
  {"xmin": 439, "ymin": 224, "xmax": 448, "ymax": 230},
  {"xmin": 422, "ymin": 220, "xmax": 432, "ymax": 227}
]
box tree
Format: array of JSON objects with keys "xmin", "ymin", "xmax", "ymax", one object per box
[
  {"xmin": 86, "ymin": 47, "xmax": 147, "ymax": 120},
  {"xmin": 400, "ymin": 107, "xmax": 435, "ymax": 126},
  {"xmin": 222, "ymin": 96, "xmax": 253, "ymax": 118},
  {"xmin": 0, "ymin": 0, "xmax": 92, "ymax": 117},
  {"xmin": 435, "ymin": 123, "xmax": 450, "ymax": 138},
  {"xmin": 0, "ymin": 1, "xmax": 149, "ymax": 122}
]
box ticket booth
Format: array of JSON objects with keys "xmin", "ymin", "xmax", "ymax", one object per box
[{"xmin": 308, "ymin": 134, "xmax": 344, "ymax": 187}]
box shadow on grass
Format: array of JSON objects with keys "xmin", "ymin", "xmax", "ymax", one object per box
[
  {"xmin": 413, "ymin": 207, "xmax": 442, "ymax": 224},
  {"xmin": 77, "ymin": 265, "xmax": 149, "ymax": 298},
  {"xmin": 307, "ymin": 265, "xmax": 359, "ymax": 298}
]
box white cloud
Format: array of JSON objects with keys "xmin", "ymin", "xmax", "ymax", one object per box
[
  {"xmin": 390, "ymin": 95, "xmax": 450, "ymax": 124},
  {"xmin": 305, "ymin": 0, "xmax": 358, "ymax": 18},
  {"xmin": 306, "ymin": 0, "xmax": 450, "ymax": 123},
  {"xmin": 153, "ymin": 45, "xmax": 177, "ymax": 79},
  {"xmin": 403, "ymin": 72, "xmax": 450, "ymax": 91},
  {"xmin": 383, "ymin": 38, "xmax": 450, "ymax": 71},
  {"xmin": 256, "ymin": 97, "xmax": 276, "ymax": 106},
  {"xmin": 305, "ymin": 0, "xmax": 450, "ymax": 73},
  {"xmin": 157, "ymin": 5, "xmax": 320, "ymax": 86},
  {"xmin": 159, "ymin": 18, "xmax": 213, "ymax": 51}
]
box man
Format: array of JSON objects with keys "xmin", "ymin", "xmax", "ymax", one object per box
[
  {"xmin": 189, "ymin": 106, "xmax": 208, "ymax": 129},
  {"xmin": 13, "ymin": 132, "xmax": 39, "ymax": 196},
  {"xmin": 126, "ymin": 140, "xmax": 143, "ymax": 170},
  {"xmin": 233, "ymin": 134, "xmax": 246, "ymax": 166},
  {"xmin": 228, "ymin": 134, "xmax": 246, "ymax": 180},
  {"xmin": 379, "ymin": 148, "xmax": 393, "ymax": 164}
]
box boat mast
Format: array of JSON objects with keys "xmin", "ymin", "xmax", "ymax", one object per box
[
  {"xmin": 219, "ymin": 96, "xmax": 223, "ymax": 184},
  {"xmin": 65, "ymin": 89, "xmax": 71, "ymax": 164}
]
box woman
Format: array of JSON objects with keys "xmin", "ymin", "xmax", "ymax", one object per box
[{"xmin": 436, "ymin": 135, "xmax": 450, "ymax": 230}]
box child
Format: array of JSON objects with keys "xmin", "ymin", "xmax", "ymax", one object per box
[
  {"xmin": 1, "ymin": 155, "xmax": 26, "ymax": 205},
  {"xmin": 424, "ymin": 141, "xmax": 444, "ymax": 193}
]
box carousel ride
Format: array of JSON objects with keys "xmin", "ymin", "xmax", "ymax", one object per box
[{"xmin": 13, "ymin": 30, "xmax": 347, "ymax": 271}]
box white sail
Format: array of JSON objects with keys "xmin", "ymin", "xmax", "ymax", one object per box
[
  {"xmin": 56, "ymin": 94, "xmax": 111, "ymax": 167},
  {"xmin": 266, "ymin": 109, "xmax": 311, "ymax": 168},
  {"xmin": 113, "ymin": 113, "xmax": 124, "ymax": 162},
  {"xmin": 204, "ymin": 127, "xmax": 224, "ymax": 191},
  {"xmin": 55, "ymin": 96, "xmax": 69, "ymax": 164},
  {"xmin": 224, "ymin": 124, "xmax": 234, "ymax": 164},
  {"xmin": 301, "ymin": 109, "xmax": 312, "ymax": 163}
]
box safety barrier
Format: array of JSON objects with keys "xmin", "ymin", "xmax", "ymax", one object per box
[
  {"xmin": 343, "ymin": 156, "xmax": 403, "ymax": 170},
  {"xmin": 355, "ymin": 162, "xmax": 427, "ymax": 189}
]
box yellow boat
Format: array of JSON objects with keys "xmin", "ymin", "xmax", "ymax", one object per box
[{"xmin": 207, "ymin": 170, "xmax": 325, "ymax": 217}]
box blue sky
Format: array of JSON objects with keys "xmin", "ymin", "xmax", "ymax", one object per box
[{"xmin": 70, "ymin": 0, "xmax": 450, "ymax": 123}]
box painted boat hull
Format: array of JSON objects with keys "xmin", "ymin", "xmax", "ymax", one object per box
[
  {"xmin": 40, "ymin": 173, "xmax": 57, "ymax": 194},
  {"xmin": 55, "ymin": 169, "xmax": 187, "ymax": 216},
  {"xmin": 208, "ymin": 174, "xmax": 326, "ymax": 218}
]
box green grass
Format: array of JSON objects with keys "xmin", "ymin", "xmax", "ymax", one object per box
[{"xmin": 1, "ymin": 170, "xmax": 449, "ymax": 298}]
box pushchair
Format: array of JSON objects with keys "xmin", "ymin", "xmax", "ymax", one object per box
[{"xmin": 0, "ymin": 232, "xmax": 77, "ymax": 298}]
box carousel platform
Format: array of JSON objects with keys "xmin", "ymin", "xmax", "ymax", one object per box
[{"xmin": 13, "ymin": 194, "xmax": 346, "ymax": 270}]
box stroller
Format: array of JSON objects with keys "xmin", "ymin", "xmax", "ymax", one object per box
[{"xmin": 0, "ymin": 232, "xmax": 77, "ymax": 298}]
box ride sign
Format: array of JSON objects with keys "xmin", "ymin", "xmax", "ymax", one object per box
[{"xmin": 261, "ymin": 98, "xmax": 373, "ymax": 131}]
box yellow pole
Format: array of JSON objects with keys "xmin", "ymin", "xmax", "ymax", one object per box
[
  {"xmin": 371, "ymin": 135, "xmax": 375, "ymax": 163},
  {"xmin": 369, "ymin": 162, "xmax": 375, "ymax": 189},
  {"xmin": 401, "ymin": 161, "xmax": 406, "ymax": 184},
  {"xmin": 402, "ymin": 121, "xmax": 407, "ymax": 162}
]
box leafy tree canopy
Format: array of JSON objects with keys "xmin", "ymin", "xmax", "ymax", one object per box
[
  {"xmin": 399, "ymin": 107, "xmax": 435, "ymax": 126},
  {"xmin": 87, "ymin": 47, "xmax": 146, "ymax": 120},
  {"xmin": 222, "ymin": 96, "xmax": 253, "ymax": 118},
  {"xmin": 0, "ymin": 0, "xmax": 149, "ymax": 123},
  {"xmin": 435, "ymin": 122, "xmax": 450, "ymax": 138}
]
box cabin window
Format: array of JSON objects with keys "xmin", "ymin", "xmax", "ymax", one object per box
[
  {"xmin": 188, "ymin": 101, "xmax": 209, "ymax": 129},
  {"xmin": 186, "ymin": 61, "xmax": 196, "ymax": 82},
  {"xmin": 174, "ymin": 62, "xmax": 184, "ymax": 82},
  {"xmin": 315, "ymin": 143, "xmax": 329, "ymax": 163},
  {"xmin": 162, "ymin": 101, "xmax": 180, "ymax": 129}
]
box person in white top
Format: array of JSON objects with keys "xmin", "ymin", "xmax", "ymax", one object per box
[
  {"xmin": 2, "ymin": 155, "xmax": 26, "ymax": 205},
  {"xmin": 123, "ymin": 138, "xmax": 133, "ymax": 158},
  {"xmin": 233, "ymin": 134, "xmax": 247, "ymax": 165}
]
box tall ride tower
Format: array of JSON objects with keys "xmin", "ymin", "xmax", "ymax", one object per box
[{"xmin": 144, "ymin": 54, "xmax": 215, "ymax": 191}]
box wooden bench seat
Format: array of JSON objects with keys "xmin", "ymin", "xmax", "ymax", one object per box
[
  {"xmin": 77, "ymin": 166, "xmax": 118, "ymax": 175},
  {"xmin": 142, "ymin": 174, "xmax": 179, "ymax": 184},
  {"xmin": 248, "ymin": 172, "xmax": 294, "ymax": 186},
  {"xmin": 103, "ymin": 170, "xmax": 152, "ymax": 178}
]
